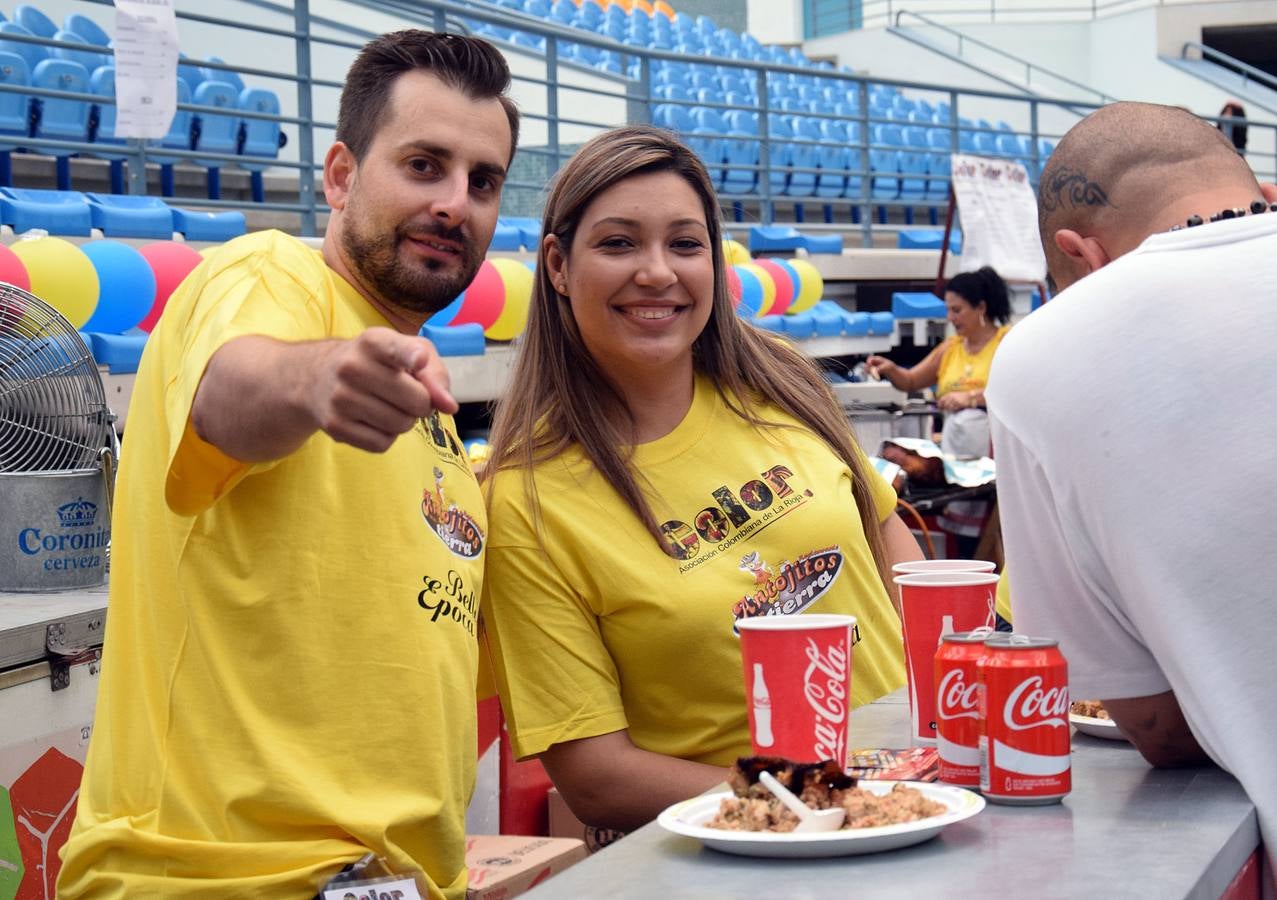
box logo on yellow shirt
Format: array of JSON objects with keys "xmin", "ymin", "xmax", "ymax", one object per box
[
  {"xmin": 658, "ymin": 465, "xmax": 811, "ymax": 567},
  {"xmin": 421, "ymin": 466, "xmax": 484, "ymax": 559},
  {"xmin": 732, "ymin": 546, "xmax": 848, "ymax": 628}
]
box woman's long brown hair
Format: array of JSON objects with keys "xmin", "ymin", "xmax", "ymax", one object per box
[{"xmin": 484, "ymin": 125, "xmax": 891, "ymax": 592}]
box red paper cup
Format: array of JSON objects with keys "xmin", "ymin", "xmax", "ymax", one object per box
[
  {"xmin": 892, "ymin": 559, "xmax": 997, "ymax": 576},
  {"xmin": 738, "ymin": 614, "xmax": 856, "ymax": 764},
  {"xmin": 894, "ymin": 572, "xmax": 1000, "ymax": 746}
]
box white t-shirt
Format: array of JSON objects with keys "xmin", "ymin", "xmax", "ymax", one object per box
[{"xmin": 987, "ymin": 212, "xmax": 1277, "ymax": 885}]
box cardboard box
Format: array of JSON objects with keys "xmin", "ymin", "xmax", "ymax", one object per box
[
  {"xmin": 465, "ymin": 834, "xmax": 587, "ymax": 900},
  {"xmin": 546, "ymin": 788, "xmax": 626, "ymax": 855}
]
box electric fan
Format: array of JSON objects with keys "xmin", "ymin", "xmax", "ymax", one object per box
[{"xmin": 0, "ymin": 284, "xmax": 116, "ymax": 591}]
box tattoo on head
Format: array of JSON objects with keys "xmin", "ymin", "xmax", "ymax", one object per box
[{"xmin": 1039, "ymin": 166, "xmax": 1115, "ymax": 213}]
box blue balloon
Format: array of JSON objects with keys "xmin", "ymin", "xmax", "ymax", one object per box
[
  {"xmin": 80, "ymin": 240, "xmax": 157, "ymax": 334},
  {"xmin": 427, "ymin": 291, "xmax": 465, "ymax": 328},
  {"xmin": 733, "ymin": 264, "xmax": 764, "ymax": 317}
]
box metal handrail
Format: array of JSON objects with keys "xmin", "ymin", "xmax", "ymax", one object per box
[
  {"xmin": 892, "ymin": 9, "xmax": 1117, "ymax": 104},
  {"xmin": 1181, "ymin": 41, "xmax": 1277, "ymax": 96},
  {"xmin": 851, "ymin": 0, "xmax": 1195, "ymax": 31}
]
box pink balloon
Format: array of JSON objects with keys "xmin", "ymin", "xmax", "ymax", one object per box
[{"xmin": 138, "ymin": 242, "xmax": 203, "ymax": 333}]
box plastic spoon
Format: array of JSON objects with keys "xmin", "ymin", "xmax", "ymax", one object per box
[{"xmin": 758, "ymin": 771, "xmax": 846, "ymax": 833}]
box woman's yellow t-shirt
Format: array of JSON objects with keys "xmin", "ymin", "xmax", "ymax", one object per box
[
  {"xmin": 936, "ymin": 325, "xmax": 1011, "ymax": 398},
  {"xmin": 483, "ymin": 377, "xmax": 906, "ymax": 767}
]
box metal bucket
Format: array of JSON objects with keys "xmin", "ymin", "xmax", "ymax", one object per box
[{"xmin": 0, "ymin": 467, "xmax": 110, "ymax": 591}]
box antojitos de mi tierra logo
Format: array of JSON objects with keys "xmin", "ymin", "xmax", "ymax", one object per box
[
  {"xmin": 421, "ymin": 466, "xmax": 484, "ymax": 558},
  {"xmin": 732, "ymin": 547, "xmax": 845, "ymax": 630}
]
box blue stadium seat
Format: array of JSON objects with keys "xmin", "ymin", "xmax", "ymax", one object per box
[
  {"xmin": 0, "ymin": 186, "xmax": 91, "ymax": 234},
  {"xmin": 783, "ymin": 117, "xmax": 819, "ymax": 198},
  {"xmin": 199, "ymin": 57, "xmax": 244, "ymax": 95},
  {"xmin": 31, "ymin": 58, "xmax": 90, "ymax": 190},
  {"xmin": 238, "ymin": 87, "xmax": 283, "ymax": 203},
  {"xmin": 85, "ymin": 193, "xmax": 174, "ymax": 239},
  {"xmin": 869, "ymin": 126, "xmax": 900, "ymax": 200},
  {"xmin": 0, "ymin": 22, "xmax": 48, "ymax": 73},
  {"xmin": 891, "ymin": 291, "xmax": 947, "ymax": 318},
  {"xmin": 500, "ymin": 216, "xmax": 541, "ymax": 251},
  {"xmin": 191, "ymin": 80, "xmax": 240, "ymax": 199},
  {"xmin": 897, "ymin": 229, "xmax": 963, "ymax": 253},
  {"xmin": 149, "ymin": 77, "xmax": 193, "ymax": 197},
  {"xmin": 86, "ymin": 332, "xmax": 147, "ymax": 373},
  {"xmin": 51, "ymin": 29, "xmax": 108, "ymax": 73},
  {"xmin": 177, "ymin": 53, "xmax": 203, "ymax": 96},
  {"xmin": 721, "ymin": 111, "xmax": 758, "ymax": 195},
  {"xmin": 489, "ymin": 220, "xmax": 522, "ymax": 251},
  {"xmin": 0, "ymin": 50, "xmax": 31, "ymax": 156},
  {"xmin": 748, "ymin": 225, "xmax": 842, "ymax": 255},
  {"xmin": 13, "ymin": 5, "xmax": 55, "ymax": 39},
  {"xmin": 421, "ymin": 322, "xmax": 485, "ymax": 357},
  {"xmin": 925, "ymin": 128, "xmax": 951, "ymax": 203},
  {"xmin": 87, "ymin": 65, "xmax": 127, "ymax": 195},
  {"xmin": 63, "ymin": 13, "xmax": 110, "ymax": 48},
  {"xmin": 170, "ymin": 206, "xmax": 246, "ymax": 241},
  {"xmin": 899, "ymin": 126, "xmax": 930, "ymax": 204}
]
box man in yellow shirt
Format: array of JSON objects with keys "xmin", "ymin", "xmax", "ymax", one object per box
[{"xmin": 57, "ymin": 31, "xmax": 518, "ymax": 899}]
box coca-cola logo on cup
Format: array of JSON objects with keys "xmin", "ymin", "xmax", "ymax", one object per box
[
  {"xmin": 1003, "ymin": 675, "xmax": 1069, "ymax": 731},
  {"xmin": 937, "ymin": 668, "xmax": 979, "ymax": 721},
  {"xmin": 804, "ymin": 637, "xmax": 849, "ymax": 762}
]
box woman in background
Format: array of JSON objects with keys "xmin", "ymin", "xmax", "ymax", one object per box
[
  {"xmin": 866, "ymin": 266, "xmax": 1012, "ymax": 458},
  {"xmin": 481, "ymin": 126, "xmax": 918, "ymax": 832}
]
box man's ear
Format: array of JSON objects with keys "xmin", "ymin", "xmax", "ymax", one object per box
[
  {"xmin": 1260, "ymin": 182, "xmax": 1277, "ymax": 204},
  {"xmin": 1054, "ymin": 228, "xmax": 1111, "ymax": 276},
  {"xmin": 323, "ymin": 142, "xmax": 356, "ymax": 210}
]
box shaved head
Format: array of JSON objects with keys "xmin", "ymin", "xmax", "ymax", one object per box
[{"xmin": 1038, "ymin": 102, "xmax": 1264, "ymax": 289}]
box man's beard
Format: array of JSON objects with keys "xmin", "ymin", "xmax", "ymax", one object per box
[{"xmin": 341, "ymin": 215, "xmax": 484, "ymax": 316}]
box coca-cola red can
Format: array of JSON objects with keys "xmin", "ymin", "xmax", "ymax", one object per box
[
  {"xmin": 737, "ymin": 614, "xmax": 856, "ymax": 764},
  {"xmin": 978, "ymin": 636, "xmax": 1070, "ymax": 804},
  {"xmin": 934, "ymin": 632, "xmax": 990, "ymax": 787}
]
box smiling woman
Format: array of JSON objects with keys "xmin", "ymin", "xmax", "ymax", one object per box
[{"xmin": 480, "ymin": 126, "xmax": 921, "ymax": 833}]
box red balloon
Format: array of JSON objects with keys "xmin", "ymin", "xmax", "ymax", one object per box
[
  {"xmin": 0, "ymin": 242, "xmax": 31, "ymax": 291},
  {"xmin": 137, "ymin": 242, "xmax": 203, "ymax": 333},
  {"xmin": 752, "ymin": 259, "xmax": 796, "ymax": 316},
  {"xmin": 450, "ymin": 260, "xmax": 505, "ymax": 330},
  {"xmin": 725, "ymin": 265, "xmax": 742, "ymax": 309}
]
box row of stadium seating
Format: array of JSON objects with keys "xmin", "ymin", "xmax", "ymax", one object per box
[
  {"xmin": 0, "ymin": 4, "xmax": 285, "ymax": 200},
  {"xmin": 470, "ymin": 0, "xmax": 1055, "ymax": 212},
  {"xmin": 0, "ymin": 186, "xmax": 245, "ymax": 239}
]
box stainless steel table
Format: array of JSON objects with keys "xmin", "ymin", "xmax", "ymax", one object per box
[{"xmin": 525, "ymin": 692, "xmax": 1259, "ymax": 900}]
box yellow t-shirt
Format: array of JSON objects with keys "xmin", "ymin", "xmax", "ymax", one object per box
[
  {"xmin": 59, "ymin": 231, "xmax": 486, "ymax": 899},
  {"xmin": 936, "ymin": 325, "xmax": 1011, "ymax": 398},
  {"xmin": 483, "ymin": 377, "xmax": 906, "ymax": 766}
]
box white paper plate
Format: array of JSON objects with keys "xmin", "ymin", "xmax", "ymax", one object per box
[
  {"xmin": 656, "ymin": 781, "xmax": 985, "ymax": 859},
  {"xmin": 1069, "ymin": 713, "xmax": 1128, "ymax": 741}
]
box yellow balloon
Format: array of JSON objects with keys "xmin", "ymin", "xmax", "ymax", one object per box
[
  {"xmin": 12, "ymin": 237, "xmax": 99, "ymax": 329},
  {"xmin": 786, "ymin": 258, "xmax": 824, "ymax": 314},
  {"xmin": 722, "ymin": 239, "xmax": 751, "ymax": 266},
  {"xmin": 485, "ymin": 257, "xmax": 534, "ymax": 341},
  {"xmin": 736, "ymin": 262, "xmax": 777, "ymax": 317}
]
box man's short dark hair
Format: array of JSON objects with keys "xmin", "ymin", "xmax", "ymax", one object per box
[{"xmin": 336, "ymin": 30, "xmax": 520, "ymax": 162}]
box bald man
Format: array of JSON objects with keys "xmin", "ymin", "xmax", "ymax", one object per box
[{"xmin": 987, "ymin": 101, "xmax": 1277, "ymax": 890}]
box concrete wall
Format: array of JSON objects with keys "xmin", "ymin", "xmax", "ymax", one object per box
[{"xmin": 746, "ymin": 0, "xmax": 802, "ymax": 44}]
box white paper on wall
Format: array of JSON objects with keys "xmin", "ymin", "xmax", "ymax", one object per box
[
  {"xmin": 112, "ymin": 0, "xmax": 180, "ymax": 139},
  {"xmin": 950, "ymin": 154, "xmax": 1047, "ymax": 283}
]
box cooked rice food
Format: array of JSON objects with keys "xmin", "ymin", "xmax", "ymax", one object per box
[
  {"xmin": 1071, "ymin": 700, "xmax": 1110, "ymax": 720},
  {"xmin": 707, "ymin": 756, "xmax": 946, "ymax": 832}
]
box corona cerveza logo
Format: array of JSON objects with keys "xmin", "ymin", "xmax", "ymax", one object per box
[
  {"xmin": 56, "ymin": 497, "xmax": 97, "ymax": 528},
  {"xmin": 421, "ymin": 467, "xmax": 484, "ymax": 558}
]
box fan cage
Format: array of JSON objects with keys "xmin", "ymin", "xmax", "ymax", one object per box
[{"xmin": 0, "ymin": 283, "xmax": 112, "ymax": 473}]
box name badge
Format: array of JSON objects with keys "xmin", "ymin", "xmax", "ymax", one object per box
[{"xmin": 321, "ymin": 876, "xmax": 423, "ymax": 900}]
